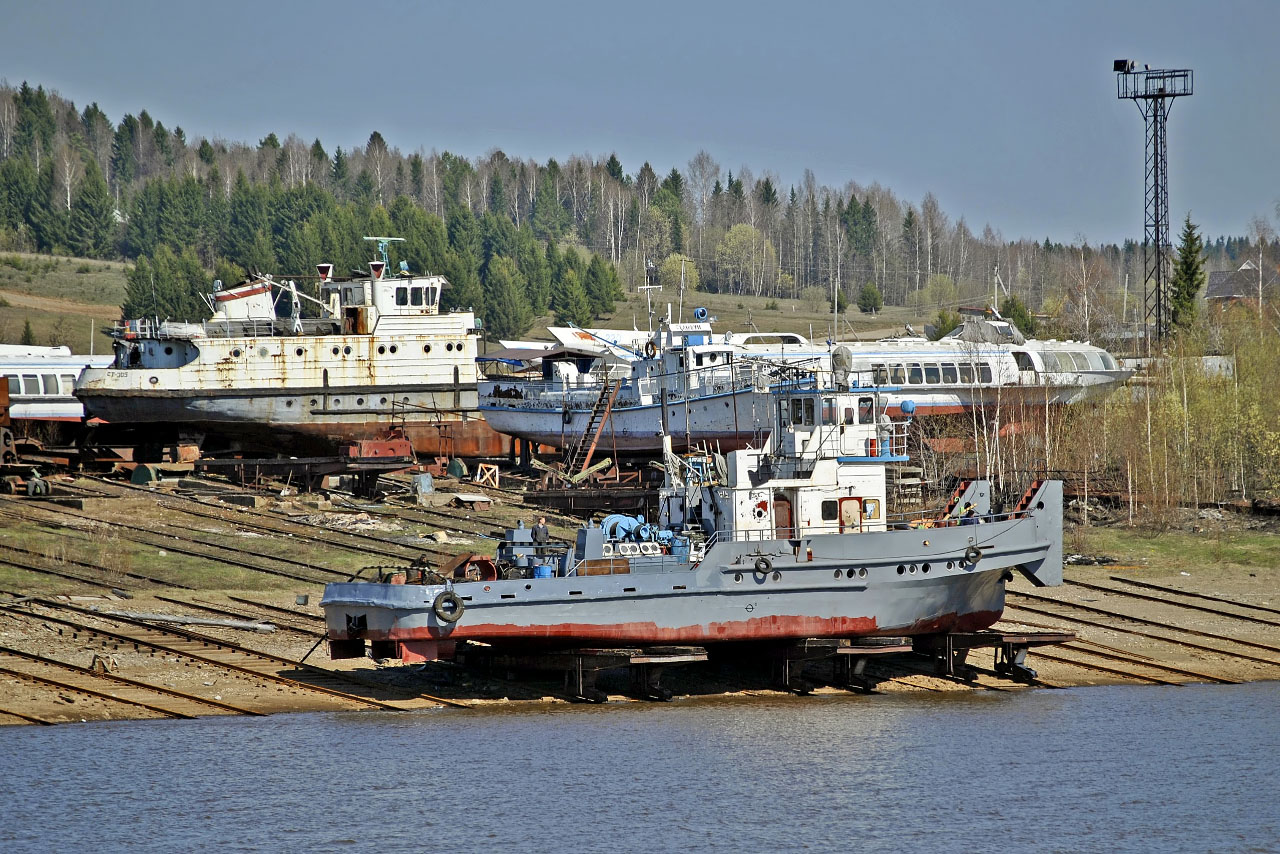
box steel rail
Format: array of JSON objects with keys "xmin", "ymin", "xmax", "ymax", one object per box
[
  {"xmin": 1067, "ymin": 578, "xmax": 1280, "ymax": 629},
  {"xmin": 0, "ymin": 603, "xmax": 400, "ymax": 710},
  {"xmin": 0, "ymin": 533, "xmax": 193, "ymax": 589},
  {"xmin": 1027, "ymin": 650, "xmax": 1182, "ymax": 686},
  {"xmin": 152, "ymin": 595, "xmax": 325, "ymax": 639},
  {"xmin": 0, "ymin": 645, "xmax": 264, "ymax": 716},
  {"xmin": 225, "ymin": 595, "xmax": 326, "ymax": 623},
  {"xmin": 1108, "ymin": 576, "xmax": 1280, "ymax": 619},
  {"xmin": 1059, "ymin": 641, "xmax": 1239, "ymax": 684},
  {"xmin": 0, "ymin": 664, "xmax": 194, "ymax": 719},
  {"xmin": 1004, "ymin": 599, "xmax": 1280, "ymax": 669},
  {"xmin": 2, "ymin": 499, "xmax": 350, "ymax": 582},
  {"xmin": 0, "ymin": 704, "xmax": 53, "ymax": 725},
  {"xmin": 0, "ymin": 555, "xmax": 119, "ymax": 592}
]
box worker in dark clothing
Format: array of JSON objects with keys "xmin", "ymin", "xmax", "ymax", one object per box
[
  {"xmin": 532, "ymin": 516, "xmax": 551, "ymax": 556},
  {"xmin": 959, "ymin": 503, "xmax": 980, "ymax": 526}
]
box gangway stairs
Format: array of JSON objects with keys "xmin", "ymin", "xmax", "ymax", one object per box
[{"xmin": 562, "ymin": 379, "xmax": 620, "ymax": 478}]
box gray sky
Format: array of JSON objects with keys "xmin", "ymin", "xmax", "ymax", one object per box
[{"xmin": 2, "ymin": 0, "xmax": 1277, "ymax": 245}]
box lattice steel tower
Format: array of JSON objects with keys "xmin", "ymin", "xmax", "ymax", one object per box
[{"xmin": 1115, "ymin": 60, "xmax": 1193, "ymax": 343}]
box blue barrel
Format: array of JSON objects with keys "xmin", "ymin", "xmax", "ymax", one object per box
[{"xmin": 533, "ymin": 565, "xmax": 554, "ymax": 579}]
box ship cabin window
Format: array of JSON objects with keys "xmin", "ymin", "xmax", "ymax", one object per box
[
  {"xmin": 924, "ymin": 363, "xmax": 940, "ymax": 383},
  {"xmin": 695, "ymin": 353, "xmax": 703, "ymax": 367},
  {"xmin": 978, "ymin": 362, "xmax": 993, "ymax": 383},
  {"xmin": 395, "ymin": 286, "xmax": 409, "ymax": 306},
  {"xmin": 1083, "ymin": 351, "xmax": 1105, "ymax": 370},
  {"xmin": 410, "ymin": 287, "xmax": 424, "ymax": 307},
  {"xmin": 61, "ymin": 374, "xmax": 76, "ymax": 393},
  {"xmin": 821, "ymin": 397, "xmax": 837, "ymax": 424},
  {"xmin": 41, "ymin": 374, "xmax": 58, "ymax": 394},
  {"xmin": 941, "ymin": 363, "xmax": 958, "ymax": 383},
  {"xmin": 958, "ymin": 363, "xmax": 974, "ymax": 383},
  {"xmin": 22, "ymin": 375, "xmax": 39, "ymax": 395},
  {"xmin": 843, "ymin": 406, "xmax": 855, "ymax": 425},
  {"xmin": 889, "ymin": 364, "xmax": 906, "ymax": 384},
  {"xmin": 907, "ymin": 363, "xmax": 923, "ymax": 384},
  {"xmin": 5, "ymin": 375, "xmax": 18, "ymax": 395},
  {"xmin": 821, "ymin": 500, "xmax": 839, "ymax": 522},
  {"xmin": 1014, "ymin": 352, "xmax": 1036, "ymax": 372},
  {"xmin": 784, "ymin": 398, "xmax": 816, "ymax": 427},
  {"xmin": 1100, "ymin": 352, "xmax": 1118, "ymax": 370},
  {"xmin": 871, "ymin": 363, "xmax": 889, "ymax": 384},
  {"xmin": 858, "ymin": 397, "xmax": 874, "ymax": 424},
  {"xmin": 863, "ymin": 498, "xmax": 881, "ymax": 520}
]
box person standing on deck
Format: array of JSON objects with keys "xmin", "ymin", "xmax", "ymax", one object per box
[{"xmin": 532, "ymin": 516, "xmax": 551, "ymax": 556}]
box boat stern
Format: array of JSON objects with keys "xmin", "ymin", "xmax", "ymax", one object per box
[{"xmin": 1013, "ymin": 480, "xmax": 1063, "ymax": 587}]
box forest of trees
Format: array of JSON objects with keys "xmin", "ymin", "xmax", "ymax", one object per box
[{"xmin": 1, "ymin": 79, "xmax": 1277, "ymax": 345}]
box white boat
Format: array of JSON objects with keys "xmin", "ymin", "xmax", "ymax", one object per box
[
  {"xmin": 75, "ymin": 238, "xmax": 511, "ymax": 457},
  {"xmin": 479, "ymin": 313, "xmax": 1133, "ymax": 453}
]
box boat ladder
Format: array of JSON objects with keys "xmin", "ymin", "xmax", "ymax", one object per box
[{"xmin": 563, "ymin": 379, "xmax": 620, "ymax": 477}]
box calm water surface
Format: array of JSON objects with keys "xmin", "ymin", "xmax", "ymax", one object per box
[{"xmin": 2, "ymin": 682, "xmax": 1277, "ymax": 853}]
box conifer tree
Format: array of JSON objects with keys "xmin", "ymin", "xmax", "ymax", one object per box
[
  {"xmin": 553, "ymin": 268, "xmax": 592, "ymax": 327},
  {"xmin": 69, "ymin": 160, "xmax": 115, "ymax": 258},
  {"xmin": 482, "ymin": 256, "xmax": 533, "ymax": 340},
  {"xmin": 20, "ymin": 319, "xmax": 36, "ymax": 346},
  {"xmin": 1170, "ymin": 213, "xmax": 1204, "ymax": 330}
]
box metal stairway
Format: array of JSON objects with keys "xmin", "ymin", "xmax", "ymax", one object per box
[{"xmin": 562, "ymin": 380, "xmax": 620, "ymax": 477}]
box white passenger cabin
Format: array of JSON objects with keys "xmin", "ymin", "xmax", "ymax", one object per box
[{"xmin": 318, "ymin": 260, "xmax": 446, "ymax": 336}]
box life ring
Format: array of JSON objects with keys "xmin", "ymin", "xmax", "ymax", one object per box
[
  {"xmin": 644, "ymin": 341, "xmax": 657, "ymax": 358},
  {"xmin": 753, "ymin": 556, "xmax": 772, "ymax": 574},
  {"xmin": 433, "ymin": 590, "xmax": 465, "ymax": 623},
  {"xmin": 964, "ymin": 546, "xmax": 982, "ymax": 564}
]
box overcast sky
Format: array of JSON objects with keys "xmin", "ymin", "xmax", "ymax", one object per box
[{"xmin": 2, "ymin": 0, "xmax": 1276, "ymax": 245}]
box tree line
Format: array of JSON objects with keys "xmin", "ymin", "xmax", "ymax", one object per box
[{"xmin": 0, "ymin": 79, "xmax": 1276, "ymax": 345}]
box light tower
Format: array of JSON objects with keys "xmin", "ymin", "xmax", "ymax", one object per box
[{"xmin": 1115, "ymin": 60, "xmax": 1193, "ymax": 343}]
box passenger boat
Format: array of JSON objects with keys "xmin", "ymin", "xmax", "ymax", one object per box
[
  {"xmin": 322, "ymin": 378, "xmax": 1064, "ymax": 662},
  {"xmin": 0, "ymin": 346, "xmax": 111, "ymax": 426},
  {"xmin": 75, "ymin": 238, "xmax": 509, "ymax": 457},
  {"xmin": 478, "ymin": 312, "xmax": 1132, "ymax": 453}
]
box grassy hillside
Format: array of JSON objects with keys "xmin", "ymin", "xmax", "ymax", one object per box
[{"xmin": 0, "ymin": 252, "xmax": 126, "ymax": 353}]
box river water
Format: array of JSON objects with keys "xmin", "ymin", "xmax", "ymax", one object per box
[{"xmin": 2, "ymin": 682, "xmax": 1277, "ymax": 853}]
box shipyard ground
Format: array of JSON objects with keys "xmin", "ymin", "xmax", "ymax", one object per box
[{"xmin": 1, "ymin": 476, "xmax": 1277, "ymax": 725}]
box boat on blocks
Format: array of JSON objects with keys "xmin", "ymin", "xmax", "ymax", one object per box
[
  {"xmin": 322, "ymin": 379, "xmax": 1064, "ymax": 663},
  {"xmin": 75, "ymin": 237, "xmax": 509, "ymax": 458}
]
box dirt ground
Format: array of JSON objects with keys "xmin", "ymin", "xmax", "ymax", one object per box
[{"xmin": 1, "ymin": 482, "xmax": 1277, "ymax": 725}]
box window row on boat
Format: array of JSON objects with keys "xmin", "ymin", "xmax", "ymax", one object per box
[{"xmin": 5, "ymin": 372, "xmax": 78, "ymax": 398}]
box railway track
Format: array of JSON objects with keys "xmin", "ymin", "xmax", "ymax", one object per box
[
  {"xmin": 0, "ymin": 540, "xmax": 191, "ymax": 590},
  {"xmin": 0, "ymin": 596, "xmax": 467, "ymax": 712}
]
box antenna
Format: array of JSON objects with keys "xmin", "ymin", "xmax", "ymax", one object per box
[
  {"xmin": 363, "ymin": 235, "xmax": 405, "ymax": 268},
  {"xmin": 1115, "ymin": 60, "xmax": 1193, "ymax": 344}
]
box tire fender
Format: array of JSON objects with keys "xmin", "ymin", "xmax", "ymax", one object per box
[{"xmin": 433, "ymin": 589, "xmax": 465, "ymax": 623}]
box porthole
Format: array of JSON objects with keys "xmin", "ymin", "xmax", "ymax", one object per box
[
  {"xmin": 946, "ymin": 561, "xmax": 954, "ymax": 570},
  {"xmin": 858, "ymin": 568, "xmax": 867, "ymax": 579},
  {"xmin": 389, "ymin": 345, "xmax": 398, "ymax": 354},
  {"xmin": 896, "ymin": 564, "xmax": 905, "ymax": 575},
  {"xmin": 231, "ymin": 348, "xmax": 242, "ymax": 358},
  {"xmin": 771, "ymin": 571, "xmax": 781, "ymax": 582},
  {"xmin": 846, "ymin": 568, "xmax": 856, "ymax": 579},
  {"xmin": 295, "ymin": 347, "xmax": 304, "ymax": 356},
  {"xmin": 343, "ymin": 346, "xmax": 352, "ymax": 355},
  {"xmin": 833, "ymin": 570, "xmax": 841, "ymax": 579},
  {"xmin": 377, "ymin": 345, "xmax": 386, "ymax": 355},
  {"xmin": 456, "ymin": 341, "xmax": 463, "ymax": 350},
  {"xmin": 331, "ymin": 346, "xmax": 340, "ymax": 356},
  {"xmin": 734, "ymin": 572, "xmax": 742, "ymax": 583},
  {"xmin": 380, "ymin": 397, "xmax": 387, "ymax": 405},
  {"xmin": 922, "ymin": 563, "xmax": 931, "ymax": 574},
  {"xmin": 424, "ymin": 344, "xmax": 431, "ymax": 353},
  {"xmin": 148, "ymin": 376, "xmax": 158, "ymax": 385},
  {"xmin": 525, "ymin": 584, "xmax": 532, "ymax": 590},
  {"xmin": 332, "ymin": 398, "xmax": 341, "ymax": 407},
  {"xmin": 356, "ymin": 397, "xmax": 365, "ymax": 406},
  {"xmin": 446, "ymin": 342, "xmax": 453, "ymax": 351},
  {"xmin": 908, "ymin": 564, "xmax": 917, "ymax": 574},
  {"xmin": 402, "ymin": 397, "xmax": 409, "ymax": 403},
  {"xmin": 163, "ymin": 346, "xmax": 173, "ymax": 356},
  {"xmin": 309, "ymin": 399, "xmax": 318, "ymax": 407},
  {"xmin": 286, "ymin": 400, "xmax": 294, "ymax": 408},
  {"xmin": 258, "ymin": 347, "xmax": 269, "ymax": 357}
]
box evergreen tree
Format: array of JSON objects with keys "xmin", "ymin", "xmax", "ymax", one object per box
[
  {"xmin": 552, "ymin": 268, "xmax": 592, "ymax": 327},
  {"xmin": 584, "ymin": 254, "xmax": 622, "ymax": 314},
  {"xmin": 20, "ymin": 319, "xmax": 36, "ymax": 346},
  {"xmin": 0, "ymin": 157, "xmax": 38, "ymax": 231},
  {"xmin": 928, "ymin": 309, "xmax": 962, "ymax": 340},
  {"xmin": 14, "ymin": 82, "xmax": 56, "ymax": 167},
  {"xmin": 482, "ymin": 256, "xmax": 533, "ymax": 339},
  {"xmin": 69, "ymin": 160, "xmax": 115, "ymax": 258},
  {"xmin": 441, "ymin": 252, "xmax": 484, "ymax": 315},
  {"xmin": 604, "ymin": 153, "xmax": 624, "ymax": 183},
  {"xmin": 1170, "ymin": 213, "xmax": 1205, "ymax": 330},
  {"xmin": 197, "ymin": 139, "xmax": 216, "ymax": 165},
  {"xmin": 29, "ymin": 159, "xmax": 67, "ymax": 251},
  {"xmin": 530, "ymin": 172, "xmax": 568, "ymax": 240},
  {"xmin": 122, "ymin": 245, "xmax": 211, "ymax": 320},
  {"xmin": 856, "ymin": 282, "xmax": 883, "ymax": 314},
  {"xmin": 999, "ymin": 294, "xmax": 1038, "ymax": 336}
]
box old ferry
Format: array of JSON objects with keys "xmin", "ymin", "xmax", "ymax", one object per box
[
  {"xmin": 323, "ymin": 379, "xmax": 1064, "ymax": 662},
  {"xmin": 75, "ymin": 238, "xmax": 508, "ymax": 457}
]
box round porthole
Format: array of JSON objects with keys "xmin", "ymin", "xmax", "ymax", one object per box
[
  {"xmin": 163, "ymin": 346, "xmax": 173, "ymax": 355},
  {"xmin": 424, "ymin": 344, "xmax": 431, "ymax": 353},
  {"xmin": 286, "ymin": 400, "xmax": 294, "ymax": 407},
  {"xmin": 356, "ymin": 398, "xmax": 365, "ymax": 406},
  {"xmin": 331, "ymin": 347, "xmax": 340, "ymax": 356},
  {"xmin": 446, "ymin": 343, "xmax": 453, "ymax": 351},
  {"xmin": 343, "ymin": 346, "xmax": 352, "ymax": 355},
  {"xmin": 896, "ymin": 564, "xmax": 905, "ymax": 575},
  {"xmin": 858, "ymin": 568, "xmax": 867, "ymax": 578},
  {"xmin": 231, "ymin": 348, "xmax": 242, "ymax": 358},
  {"xmin": 833, "ymin": 570, "xmax": 841, "ymax": 579},
  {"xmin": 332, "ymin": 398, "xmax": 341, "ymax": 407},
  {"xmin": 380, "ymin": 397, "xmax": 387, "ymax": 405},
  {"xmin": 258, "ymin": 347, "xmax": 268, "ymax": 357},
  {"xmin": 922, "ymin": 563, "xmax": 931, "ymax": 574},
  {"xmin": 148, "ymin": 376, "xmax": 158, "ymax": 385},
  {"xmin": 456, "ymin": 341, "xmax": 463, "ymax": 349},
  {"xmin": 846, "ymin": 568, "xmax": 856, "ymax": 579},
  {"xmin": 377, "ymin": 345, "xmax": 386, "ymax": 355},
  {"xmin": 389, "ymin": 345, "xmax": 398, "ymax": 354},
  {"xmin": 295, "ymin": 347, "xmax": 304, "ymax": 356},
  {"xmin": 908, "ymin": 564, "xmax": 917, "ymax": 574},
  {"xmin": 309, "ymin": 399, "xmax": 318, "ymax": 407},
  {"xmin": 733, "ymin": 572, "xmax": 743, "ymax": 583}
]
